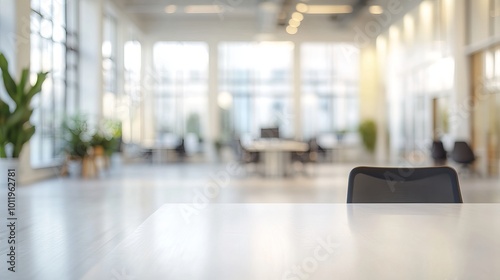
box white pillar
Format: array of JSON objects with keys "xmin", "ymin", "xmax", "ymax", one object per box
[
  {"xmin": 79, "ymin": 0, "xmax": 104, "ymax": 118},
  {"xmin": 293, "ymin": 42, "xmax": 302, "ymax": 140},
  {"xmin": 450, "ymin": 0, "xmax": 470, "ymax": 140},
  {"xmin": 208, "ymin": 41, "xmax": 219, "ymax": 143},
  {"xmin": 141, "ymin": 39, "xmax": 156, "ymax": 145}
]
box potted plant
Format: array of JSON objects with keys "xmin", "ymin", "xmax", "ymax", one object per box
[
  {"xmin": 358, "ymin": 119, "xmax": 377, "ymax": 154},
  {"xmin": 101, "ymin": 119, "xmax": 122, "ymax": 166},
  {"xmin": 0, "ymin": 52, "xmax": 48, "ymax": 175},
  {"xmin": 90, "ymin": 122, "xmax": 119, "ymax": 171},
  {"xmin": 62, "ymin": 114, "xmax": 90, "ymax": 177}
]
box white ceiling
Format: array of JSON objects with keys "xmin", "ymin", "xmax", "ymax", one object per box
[{"xmin": 119, "ymin": 0, "xmax": 419, "ymax": 41}]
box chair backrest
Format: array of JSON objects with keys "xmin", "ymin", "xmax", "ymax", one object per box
[
  {"xmin": 347, "ymin": 166, "xmax": 462, "ymax": 203},
  {"xmin": 261, "ymin": 128, "xmax": 279, "ymax": 138},
  {"xmin": 430, "ymin": 140, "xmax": 447, "ymax": 160},
  {"xmin": 451, "ymin": 141, "xmax": 475, "ymax": 164}
]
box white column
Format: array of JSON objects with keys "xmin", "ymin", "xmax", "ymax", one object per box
[
  {"xmin": 207, "ymin": 41, "xmax": 219, "ymax": 143},
  {"xmin": 293, "ymin": 42, "xmax": 302, "ymax": 140},
  {"xmin": 79, "ymin": 0, "xmax": 104, "ymax": 118},
  {"xmin": 140, "ymin": 39, "xmax": 156, "ymax": 145},
  {"xmin": 449, "ymin": 0, "xmax": 470, "ymax": 140},
  {"xmin": 359, "ymin": 42, "xmax": 387, "ymax": 163}
]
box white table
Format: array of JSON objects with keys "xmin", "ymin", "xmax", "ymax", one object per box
[
  {"xmin": 83, "ymin": 203, "xmax": 500, "ymax": 280},
  {"xmin": 245, "ymin": 140, "xmax": 309, "ymax": 177}
]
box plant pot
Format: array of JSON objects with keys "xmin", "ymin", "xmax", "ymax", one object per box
[
  {"xmin": 93, "ymin": 146, "xmax": 106, "ymax": 175},
  {"xmin": 0, "ymin": 158, "xmax": 19, "ymax": 187},
  {"xmin": 67, "ymin": 159, "xmax": 82, "ymax": 178}
]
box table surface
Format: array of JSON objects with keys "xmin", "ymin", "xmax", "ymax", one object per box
[
  {"xmin": 246, "ymin": 139, "xmax": 309, "ymax": 152},
  {"xmin": 82, "ymin": 203, "xmax": 500, "ymax": 280}
]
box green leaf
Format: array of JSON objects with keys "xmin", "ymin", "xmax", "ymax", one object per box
[
  {"xmin": 0, "ymin": 53, "xmax": 48, "ymax": 158},
  {"xmin": 0, "ymin": 100, "xmax": 10, "ymax": 118},
  {"xmin": 12, "ymin": 126, "xmax": 35, "ymax": 158},
  {"xmin": 26, "ymin": 72, "xmax": 48, "ymax": 102},
  {"xmin": 17, "ymin": 69, "xmax": 30, "ymax": 104},
  {"xmin": 5, "ymin": 107, "xmax": 29, "ymax": 128},
  {"xmin": 0, "ymin": 53, "xmax": 17, "ymax": 103}
]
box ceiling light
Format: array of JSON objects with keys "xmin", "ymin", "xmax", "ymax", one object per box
[
  {"xmin": 291, "ymin": 12, "xmax": 304, "ymax": 21},
  {"xmin": 218, "ymin": 92, "xmax": 233, "ymax": 110},
  {"xmin": 164, "ymin": 5, "xmax": 177, "ymax": 14},
  {"xmin": 259, "ymin": 1, "xmax": 279, "ymax": 12},
  {"xmin": 184, "ymin": 5, "xmax": 222, "ymax": 14},
  {"xmin": 296, "ymin": 3, "xmax": 309, "ymax": 13},
  {"xmin": 305, "ymin": 5, "xmax": 353, "ymax": 14},
  {"xmin": 286, "ymin": 25, "xmax": 298, "ymax": 35},
  {"xmin": 289, "ymin": 19, "xmax": 300, "ymax": 28},
  {"xmin": 369, "ymin": 5, "xmax": 383, "ymax": 15}
]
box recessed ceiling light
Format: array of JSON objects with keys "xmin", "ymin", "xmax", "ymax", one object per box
[
  {"xmin": 369, "ymin": 5, "xmax": 383, "ymax": 15},
  {"xmin": 286, "ymin": 25, "xmax": 298, "ymax": 35},
  {"xmin": 259, "ymin": 1, "xmax": 279, "ymax": 12},
  {"xmin": 184, "ymin": 5, "xmax": 222, "ymax": 14},
  {"xmin": 164, "ymin": 5, "xmax": 177, "ymax": 14},
  {"xmin": 305, "ymin": 5, "xmax": 353, "ymax": 14},
  {"xmin": 296, "ymin": 3, "xmax": 309, "ymax": 13},
  {"xmin": 289, "ymin": 19, "xmax": 300, "ymax": 28},
  {"xmin": 292, "ymin": 12, "xmax": 304, "ymax": 21}
]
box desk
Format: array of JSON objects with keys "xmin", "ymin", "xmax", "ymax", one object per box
[
  {"xmin": 246, "ymin": 140, "xmax": 308, "ymax": 177},
  {"xmin": 83, "ymin": 204, "xmax": 500, "ymax": 279}
]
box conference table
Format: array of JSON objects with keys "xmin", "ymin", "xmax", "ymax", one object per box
[
  {"xmin": 245, "ymin": 139, "xmax": 309, "ymax": 177},
  {"xmin": 82, "ymin": 203, "xmax": 500, "ymax": 279}
]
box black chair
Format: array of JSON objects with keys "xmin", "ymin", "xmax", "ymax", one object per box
[
  {"xmin": 430, "ymin": 140, "xmax": 447, "ymax": 165},
  {"xmin": 347, "ymin": 166, "xmax": 462, "ymax": 203},
  {"xmin": 260, "ymin": 128, "xmax": 279, "ymax": 138},
  {"xmin": 291, "ymin": 139, "xmax": 318, "ymax": 175},
  {"xmin": 236, "ymin": 139, "xmax": 260, "ymax": 174},
  {"xmin": 174, "ymin": 138, "xmax": 186, "ymax": 160},
  {"xmin": 450, "ymin": 141, "xmax": 476, "ymax": 171}
]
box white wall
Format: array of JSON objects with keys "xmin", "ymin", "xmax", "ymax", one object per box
[
  {"xmin": 373, "ymin": 0, "xmax": 471, "ymax": 163},
  {"xmin": 79, "ymin": 0, "xmax": 104, "ymax": 118},
  {"xmin": 467, "ymin": 0, "xmax": 490, "ymax": 47}
]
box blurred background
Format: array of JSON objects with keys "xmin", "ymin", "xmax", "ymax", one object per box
[{"xmin": 0, "ymin": 0, "xmax": 499, "ymax": 196}]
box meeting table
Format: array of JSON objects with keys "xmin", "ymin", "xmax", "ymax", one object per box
[{"xmin": 245, "ymin": 139, "xmax": 309, "ymax": 177}]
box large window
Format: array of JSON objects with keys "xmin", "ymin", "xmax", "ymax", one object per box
[
  {"xmin": 301, "ymin": 43, "xmax": 359, "ymax": 141},
  {"xmin": 219, "ymin": 42, "xmax": 294, "ymax": 140},
  {"xmin": 153, "ymin": 42, "xmax": 208, "ymax": 147},
  {"xmin": 123, "ymin": 40, "xmax": 141, "ymax": 144},
  {"xmin": 102, "ymin": 14, "xmax": 117, "ymax": 118},
  {"xmin": 30, "ymin": 0, "xmax": 79, "ymax": 166}
]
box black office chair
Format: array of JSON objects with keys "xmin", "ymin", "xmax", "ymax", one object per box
[
  {"xmin": 175, "ymin": 138, "xmax": 186, "ymax": 161},
  {"xmin": 430, "ymin": 140, "xmax": 447, "ymax": 165},
  {"xmin": 450, "ymin": 141, "xmax": 476, "ymax": 172},
  {"xmin": 236, "ymin": 139, "xmax": 260, "ymax": 174},
  {"xmin": 260, "ymin": 128, "xmax": 279, "ymax": 138},
  {"xmin": 347, "ymin": 166, "xmax": 463, "ymax": 203},
  {"xmin": 291, "ymin": 138, "xmax": 318, "ymax": 175}
]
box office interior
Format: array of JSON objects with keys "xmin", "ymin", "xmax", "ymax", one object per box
[{"xmin": 1, "ymin": 0, "xmax": 500, "ymax": 278}]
